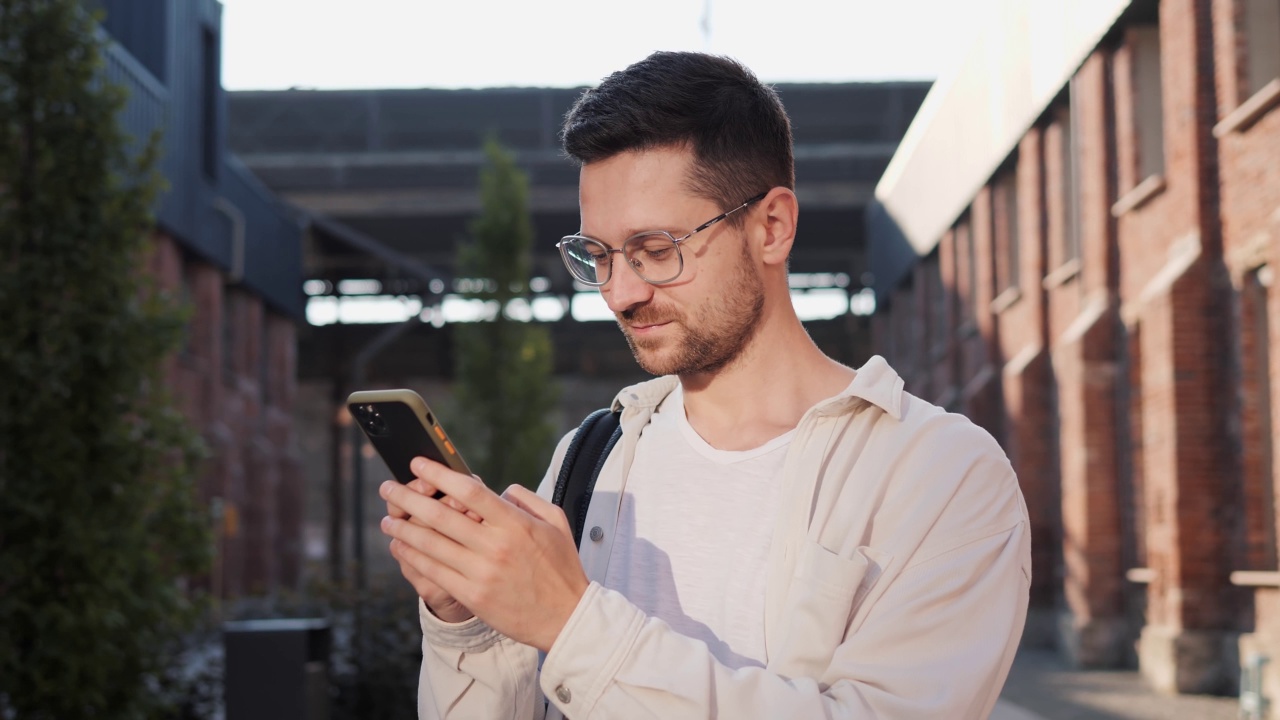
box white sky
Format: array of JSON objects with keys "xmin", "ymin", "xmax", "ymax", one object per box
[{"xmin": 219, "ymin": 0, "xmax": 989, "ymax": 91}]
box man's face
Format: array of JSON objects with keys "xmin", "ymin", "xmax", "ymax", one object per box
[{"xmin": 578, "ymin": 147, "xmax": 765, "ymax": 377}]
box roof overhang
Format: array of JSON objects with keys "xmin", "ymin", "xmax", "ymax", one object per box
[{"xmin": 872, "ymin": 0, "xmax": 1133, "ymax": 274}]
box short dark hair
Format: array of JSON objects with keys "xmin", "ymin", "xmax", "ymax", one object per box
[{"xmin": 561, "ymin": 52, "xmax": 794, "ymax": 221}]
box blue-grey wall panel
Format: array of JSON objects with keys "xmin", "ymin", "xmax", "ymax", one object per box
[
  {"xmin": 221, "ymin": 158, "xmax": 304, "ymax": 319},
  {"xmin": 100, "ymin": 0, "xmax": 301, "ymax": 321},
  {"xmin": 97, "ymin": 0, "xmax": 168, "ymax": 82}
]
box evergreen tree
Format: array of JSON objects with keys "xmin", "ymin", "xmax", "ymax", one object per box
[
  {"xmin": 0, "ymin": 1, "xmax": 211, "ymax": 716},
  {"xmin": 452, "ymin": 139, "xmax": 558, "ymax": 490}
]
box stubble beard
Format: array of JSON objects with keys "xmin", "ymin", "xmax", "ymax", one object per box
[{"xmin": 617, "ymin": 242, "xmax": 767, "ymax": 377}]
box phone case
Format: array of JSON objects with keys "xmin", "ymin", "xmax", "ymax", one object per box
[{"xmin": 346, "ymin": 389, "xmax": 471, "ymax": 482}]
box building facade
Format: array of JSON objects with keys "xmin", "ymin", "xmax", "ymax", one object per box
[
  {"xmin": 869, "ymin": 0, "xmax": 1280, "ymax": 701},
  {"xmin": 99, "ymin": 0, "xmax": 306, "ymax": 599}
]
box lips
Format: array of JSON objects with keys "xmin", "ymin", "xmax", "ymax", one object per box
[{"xmin": 630, "ymin": 321, "xmax": 669, "ymax": 330}]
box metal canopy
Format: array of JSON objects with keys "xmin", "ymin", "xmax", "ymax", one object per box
[{"xmin": 227, "ymin": 82, "xmax": 929, "ymax": 382}]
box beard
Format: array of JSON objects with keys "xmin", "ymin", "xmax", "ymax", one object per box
[{"xmin": 616, "ymin": 240, "xmax": 766, "ymax": 377}]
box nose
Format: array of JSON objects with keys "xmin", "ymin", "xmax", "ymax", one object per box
[{"xmin": 601, "ymin": 254, "xmax": 653, "ymax": 313}]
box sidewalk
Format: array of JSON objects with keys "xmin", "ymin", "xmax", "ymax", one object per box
[{"xmin": 992, "ymin": 648, "xmax": 1239, "ymax": 720}]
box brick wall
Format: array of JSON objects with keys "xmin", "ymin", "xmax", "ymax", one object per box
[
  {"xmin": 1212, "ymin": 0, "xmax": 1280, "ymax": 711},
  {"xmin": 871, "ymin": 0, "xmax": 1280, "ymax": 696},
  {"xmin": 148, "ymin": 232, "xmax": 303, "ymax": 600}
]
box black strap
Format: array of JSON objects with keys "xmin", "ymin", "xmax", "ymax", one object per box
[{"xmin": 553, "ymin": 408, "xmax": 622, "ymax": 548}]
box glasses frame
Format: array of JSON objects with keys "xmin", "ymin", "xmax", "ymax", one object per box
[{"xmin": 556, "ymin": 190, "xmax": 769, "ymax": 287}]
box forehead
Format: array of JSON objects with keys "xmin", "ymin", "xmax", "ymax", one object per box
[{"xmin": 578, "ymin": 147, "xmax": 703, "ymax": 224}]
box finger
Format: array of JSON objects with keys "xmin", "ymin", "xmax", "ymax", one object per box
[
  {"xmin": 386, "ymin": 486, "xmax": 482, "ymax": 529},
  {"xmin": 411, "ymin": 457, "xmax": 515, "ymax": 526},
  {"xmin": 380, "ymin": 478, "xmax": 445, "ymax": 522},
  {"xmin": 408, "ymin": 477, "xmax": 441, "ymax": 498},
  {"xmin": 384, "ymin": 523, "xmax": 473, "ymax": 602},
  {"xmin": 409, "ymin": 458, "xmax": 481, "ymax": 515},
  {"xmin": 378, "ymin": 485, "xmax": 490, "ymax": 553},
  {"xmin": 394, "ymin": 479, "xmax": 482, "ymax": 524},
  {"xmin": 406, "ymin": 476, "xmax": 447, "ymax": 502},
  {"xmin": 502, "ymin": 484, "xmax": 571, "ymax": 537},
  {"xmin": 385, "ymin": 478, "xmax": 434, "ymax": 520},
  {"xmin": 384, "ymin": 478, "xmax": 413, "ymax": 519},
  {"xmin": 383, "ymin": 515, "xmax": 479, "ymax": 578},
  {"xmin": 388, "ymin": 496, "xmax": 412, "ymax": 521},
  {"xmin": 389, "ymin": 539, "xmax": 431, "ymax": 589},
  {"xmin": 442, "ymin": 495, "xmax": 483, "ymax": 522},
  {"xmin": 390, "ymin": 539, "xmax": 461, "ymax": 603}
]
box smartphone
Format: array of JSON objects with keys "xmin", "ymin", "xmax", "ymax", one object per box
[{"xmin": 346, "ymin": 389, "xmax": 471, "ymax": 499}]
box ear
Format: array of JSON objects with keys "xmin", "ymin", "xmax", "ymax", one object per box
[{"xmin": 754, "ymin": 188, "xmax": 798, "ymax": 268}]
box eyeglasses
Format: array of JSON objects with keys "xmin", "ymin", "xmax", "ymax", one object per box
[{"xmin": 556, "ymin": 191, "xmax": 768, "ymax": 287}]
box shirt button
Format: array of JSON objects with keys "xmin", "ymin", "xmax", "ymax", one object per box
[
  {"xmin": 555, "ymin": 685, "xmax": 572, "ymax": 703},
  {"xmin": 589, "ymin": 526, "xmax": 604, "ymax": 542}
]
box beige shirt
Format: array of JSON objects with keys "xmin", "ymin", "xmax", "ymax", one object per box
[{"xmin": 417, "ymin": 355, "xmax": 1032, "ymax": 719}]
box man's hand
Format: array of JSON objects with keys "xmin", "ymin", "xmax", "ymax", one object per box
[
  {"xmin": 378, "ymin": 458, "xmax": 590, "ymax": 652},
  {"xmin": 384, "ymin": 477, "xmax": 476, "ymax": 623}
]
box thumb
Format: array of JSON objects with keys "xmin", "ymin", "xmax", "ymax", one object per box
[{"xmin": 502, "ymin": 484, "xmax": 572, "ymax": 537}]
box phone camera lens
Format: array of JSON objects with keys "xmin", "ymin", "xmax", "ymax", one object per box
[{"xmin": 366, "ymin": 411, "xmax": 388, "ymax": 437}]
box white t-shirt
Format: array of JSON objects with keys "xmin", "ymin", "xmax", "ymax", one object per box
[{"xmin": 602, "ymin": 384, "xmax": 794, "ymax": 670}]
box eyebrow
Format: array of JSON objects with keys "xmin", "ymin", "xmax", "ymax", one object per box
[{"xmin": 575, "ymin": 227, "xmax": 672, "ymax": 248}]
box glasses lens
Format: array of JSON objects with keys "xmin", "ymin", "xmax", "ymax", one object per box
[
  {"xmin": 561, "ymin": 237, "xmax": 611, "ymax": 285},
  {"xmin": 625, "ymin": 233, "xmax": 681, "ymax": 283}
]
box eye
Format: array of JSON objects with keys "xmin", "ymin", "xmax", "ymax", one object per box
[{"xmin": 629, "ymin": 233, "xmax": 677, "ymax": 262}]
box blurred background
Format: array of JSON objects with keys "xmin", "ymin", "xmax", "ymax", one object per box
[{"xmin": 3, "ymin": 0, "xmax": 1280, "ymax": 718}]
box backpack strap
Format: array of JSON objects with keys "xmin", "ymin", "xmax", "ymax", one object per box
[{"xmin": 552, "ymin": 407, "xmax": 622, "ymax": 548}]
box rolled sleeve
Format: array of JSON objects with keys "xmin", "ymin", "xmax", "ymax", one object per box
[{"xmin": 538, "ymin": 582, "xmax": 647, "ymax": 718}]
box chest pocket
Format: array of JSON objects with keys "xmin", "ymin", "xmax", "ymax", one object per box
[{"xmin": 770, "ymin": 541, "xmax": 889, "ymax": 686}]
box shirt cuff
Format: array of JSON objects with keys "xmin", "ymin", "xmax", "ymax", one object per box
[
  {"xmin": 418, "ymin": 598, "xmax": 505, "ymax": 652},
  {"xmin": 539, "ymin": 582, "xmax": 647, "ymax": 717}
]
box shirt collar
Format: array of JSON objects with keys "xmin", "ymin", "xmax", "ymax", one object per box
[{"xmin": 609, "ymin": 355, "xmax": 905, "ymax": 422}]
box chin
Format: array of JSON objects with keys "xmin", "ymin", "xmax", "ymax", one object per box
[
  {"xmin": 625, "ymin": 339, "xmax": 675, "ymax": 376},
  {"xmin": 632, "ymin": 348, "xmax": 676, "ymax": 376}
]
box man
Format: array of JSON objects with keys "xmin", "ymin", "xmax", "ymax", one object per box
[{"xmin": 379, "ymin": 51, "xmax": 1030, "ymax": 719}]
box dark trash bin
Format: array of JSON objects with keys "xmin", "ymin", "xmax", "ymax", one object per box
[{"xmin": 223, "ymin": 618, "xmax": 331, "ymax": 720}]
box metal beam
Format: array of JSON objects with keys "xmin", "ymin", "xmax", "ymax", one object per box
[
  {"xmin": 306, "ymin": 212, "xmax": 449, "ymax": 283},
  {"xmin": 238, "ymin": 142, "xmax": 901, "ymax": 171},
  {"xmin": 284, "ymin": 181, "xmax": 872, "ymax": 218}
]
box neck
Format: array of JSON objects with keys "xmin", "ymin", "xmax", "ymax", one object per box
[{"xmin": 677, "ymin": 287, "xmax": 855, "ymax": 451}]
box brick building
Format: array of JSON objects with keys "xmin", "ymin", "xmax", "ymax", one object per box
[
  {"xmin": 868, "ymin": 0, "xmax": 1280, "ymax": 701},
  {"xmin": 99, "ymin": 0, "xmax": 307, "ymax": 600}
]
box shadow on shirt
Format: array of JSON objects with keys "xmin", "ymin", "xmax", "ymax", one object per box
[{"xmin": 595, "ymin": 490, "xmax": 763, "ymax": 670}]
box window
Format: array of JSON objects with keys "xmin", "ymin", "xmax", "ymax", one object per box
[
  {"xmin": 991, "ymin": 160, "xmax": 1020, "ymax": 295},
  {"xmin": 1049, "ymin": 96, "xmax": 1082, "ymax": 271},
  {"xmin": 1241, "ymin": 265, "xmax": 1276, "ymax": 570},
  {"xmin": 201, "ymin": 27, "xmax": 220, "ymax": 181},
  {"xmin": 1130, "ymin": 25, "xmax": 1166, "ymax": 180},
  {"xmin": 958, "ymin": 215, "xmax": 976, "ymax": 327},
  {"xmin": 1245, "ymin": 0, "xmax": 1280, "ymax": 97}
]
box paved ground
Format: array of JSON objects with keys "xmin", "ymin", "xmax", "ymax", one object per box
[{"xmin": 994, "ymin": 648, "xmax": 1240, "ymax": 720}]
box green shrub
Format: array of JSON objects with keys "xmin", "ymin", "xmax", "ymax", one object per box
[{"xmin": 0, "ymin": 1, "xmax": 211, "ymax": 716}]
